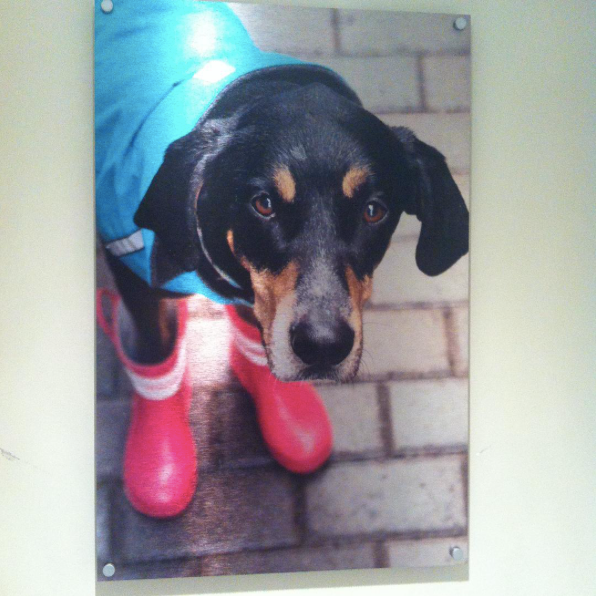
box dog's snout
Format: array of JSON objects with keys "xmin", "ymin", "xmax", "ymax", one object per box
[{"xmin": 290, "ymin": 318, "xmax": 355, "ymax": 367}]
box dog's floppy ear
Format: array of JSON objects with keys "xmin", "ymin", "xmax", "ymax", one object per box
[
  {"xmin": 392, "ymin": 126, "xmax": 469, "ymax": 276},
  {"xmin": 134, "ymin": 118, "xmax": 236, "ymax": 287},
  {"xmin": 134, "ymin": 132, "xmax": 202, "ymax": 286}
]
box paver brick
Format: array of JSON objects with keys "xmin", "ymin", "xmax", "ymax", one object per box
[
  {"xmin": 96, "ymin": 400, "xmax": 129, "ymax": 479},
  {"xmin": 337, "ymin": 10, "xmax": 470, "ymax": 56},
  {"xmin": 316, "ymin": 383, "xmax": 383, "ymax": 455},
  {"xmin": 96, "ymin": 324, "xmax": 118, "ymax": 399},
  {"xmin": 115, "ymin": 468, "xmax": 297, "ymax": 562},
  {"xmin": 305, "ymin": 56, "xmax": 420, "ymax": 113},
  {"xmin": 380, "ymin": 113, "xmax": 471, "ymax": 174},
  {"xmin": 214, "ymin": 389, "xmax": 274, "ymax": 468},
  {"xmin": 388, "ymin": 379, "xmax": 468, "ymax": 451},
  {"xmin": 358, "ymin": 309, "xmax": 450, "ymax": 378},
  {"xmin": 372, "ymin": 238, "xmax": 469, "ymax": 306},
  {"xmin": 96, "ymin": 484, "xmax": 112, "ymax": 566},
  {"xmin": 449, "ymin": 306, "xmax": 469, "ymax": 376},
  {"xmin": 422, "ymin": 55, "xmax": 471, "ymax": 112},
  {"xmin": 386, "ymin": 536, "xmax": 468, "ymax": 567},
  {"xmin": 306, "ymin": 456, "xmax": 466, "ymax": 536},
  {"xmin": 201, "ymin": 543, "xmax": 376, "ymax": 576},
  {"xmin": 230, "ymin": 3, "xmax": 334, "ymax": 57}
]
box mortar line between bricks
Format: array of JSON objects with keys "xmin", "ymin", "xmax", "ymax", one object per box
[
  {"xmin": 460, "ymin": 453, "xmax": 470, "ymax": 529},
  {"xmin": 327, "ymin": 450, "xmax": 469, "ymax": 467},
  {"xmin": 331, "ymin": 9, "xmax": 341, "ymax": 55},
  {"xmin": 102, "ymin": 481, "xmax": 118, "ymax": 566},
  {"xmin": 373, "ymin": 108, "xmax": 472, "ymax": 121},
  {"xmin": 416, "ymin": 54, "xmax": 428, "ymax": 113},
  {"xmin": 208, "ymin": 445, "xmax": 468, "ymax": 474},
  {"xmin": 292, "ymin": 476, "xmax": 309, "ymax": 545},
  {"xmin": 373, "ymin": 540, "xmax": 390, "ymax": 568},
  {"xmin": 334, "ymin": 50, "xmax": 471, "ymax": 59},
  {"xmin": 354, "ymin": 370, "xmax": 459, "ymax": 383},
  {"xmin": 357, "ymin": 371, "xmax": 467, "ymax": 383},
  {"xmin": 365, "ymin": 300, "xmax": 470, "ymax": 312},
  {"xmin": 303, "ymin": 526, "xmax": 469, "ymax": 548},
  {"xmin": 442, "ymin": 308, "xmax": 459, "ymax": 376},
  {"xmin": 198, "ymin": 538, "xmax": 383, "ymax": 564},
  {"xmin": 376, "ymin": 383, "xmax": 395, "ymax": 457},
  {"xmin": 325, "ymin": 370, "xmax": 465, "ymax": 387}
]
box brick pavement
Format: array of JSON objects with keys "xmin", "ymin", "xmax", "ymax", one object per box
[{"xmin": 96, "ymin": 4, "xmax": 470, "ymax": 581}]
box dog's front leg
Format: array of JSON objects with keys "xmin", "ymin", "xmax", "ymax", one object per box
[{"xmin": 97, "ymin": 253, "xmax": 197, "ymax": 518}]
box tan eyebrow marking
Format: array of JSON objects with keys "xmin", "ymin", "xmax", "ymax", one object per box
[
  {"xmin": 227, "ymin": 230, "xmax": 235, "ymax": 254},
  {"xmin": 273, "ymin": 167, "xmax": 296, "ymax": 203},
  {"xmin": 342, "ymin": 167, "xmax": 370, "ymax": 198}
]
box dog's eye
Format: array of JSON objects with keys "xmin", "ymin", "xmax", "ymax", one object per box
[
  {"xmin": 251, "ymin": 193, "xmax": 274, "ymax": 218},
  {"xmin": 363, "ymin": 200, "xmax": 387, "ymax": 224}
]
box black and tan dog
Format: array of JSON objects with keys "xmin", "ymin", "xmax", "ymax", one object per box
[
  {"xmin": 99, "ymin": 63, "xmax": 468, "ymax": 517},
  {"xmin": 125, "ymin": 65, "xmax": 469, "ymax": 380}
]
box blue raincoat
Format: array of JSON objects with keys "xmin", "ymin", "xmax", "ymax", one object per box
[{"xmin": 95, "ymin": 0, "xmax": 304, "ymax": 301}]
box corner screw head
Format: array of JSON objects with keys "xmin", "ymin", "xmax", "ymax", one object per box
[
  {"xmin": 102, "ymin": 563, "xmax": 116, "ymax": 577},
  {"xmin": 100, "ymin": 0, "xmax": 114, "ymax": 14},
  {"xmin": 454, "ymin": 16, "xmax": 468, "ymax": 31},
  {"xmin": 450, "ymin": 546, "xmax": 465, "ymax": 561}
]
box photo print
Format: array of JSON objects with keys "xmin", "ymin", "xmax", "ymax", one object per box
[{"xmin": 95, "ymin": 0, "xmax": 470, "ymax": 581}]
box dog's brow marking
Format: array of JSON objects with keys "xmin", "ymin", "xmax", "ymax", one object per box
[
  {"xmin": 227, "ymin": 229, "xmax": 235, "ymax": 254},
  {"xmin": 342, "ymin": 167, "xmax": 370, "ymax": 198},
  {"xmin": 273, "ymin": 167, "xmax": 296, "ymax": 203}
]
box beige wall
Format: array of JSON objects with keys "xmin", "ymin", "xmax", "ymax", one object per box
[{"xmin": 0, "ymin": 1, "xmax": 594, "ymax": 595}]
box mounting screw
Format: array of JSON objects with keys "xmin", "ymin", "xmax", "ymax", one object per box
[
  {"xmin": 102, "ymin": 563, "xmax": 116, "ymax": 578},
  {"xmin": 450, "ymin": 546, "xmax": 464, "ymax": 561},
  {"xmin": 100, "ymin": 0, "xmax": 114, "ymax": 14},
  {"xmin": 453, "ymin": 16, "xmax": 468, "ymax": 31}
]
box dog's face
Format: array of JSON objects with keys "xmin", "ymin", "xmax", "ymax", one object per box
[
  {"xmin": 135, "ymin": 83, "xmax": 468, "ymax": 382},
  {"xmin": 212, "ymin": 89, "xmax": 404, "ymax": 381}
]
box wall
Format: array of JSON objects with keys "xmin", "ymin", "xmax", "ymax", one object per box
[{"xmin": 0, "ymin": 1, "xmax": 594, "ymax": 595}]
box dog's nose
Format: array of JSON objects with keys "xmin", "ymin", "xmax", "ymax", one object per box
[{"xmin": 290, "ymin": 318, "xmax": 355, "ymax": 367}]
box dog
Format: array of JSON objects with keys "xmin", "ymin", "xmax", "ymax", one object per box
[
  {"xmin": 96, "ymin": 0, "xmax": 468, "ymax": 518},
  {"xmin": 132, "ymin": 66, "xmax": 469, "ymax": 381}
]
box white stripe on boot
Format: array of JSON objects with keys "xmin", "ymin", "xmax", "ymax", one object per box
[
  {"xmin": 232, "ymin": 329, "xmax": 268, "ymax": 367},
  {"xmin": 125, "ymin": 341, "xmax": 188, "ymax": 400}
]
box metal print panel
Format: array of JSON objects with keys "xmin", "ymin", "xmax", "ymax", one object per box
[{"xmin": 95, "ymin": 0, "xmax": 470, "ymax": 581}]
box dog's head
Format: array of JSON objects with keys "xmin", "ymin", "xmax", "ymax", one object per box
[{"xmin": 135, "ymin": 80, "xmax": 468, "ymax": 382}]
